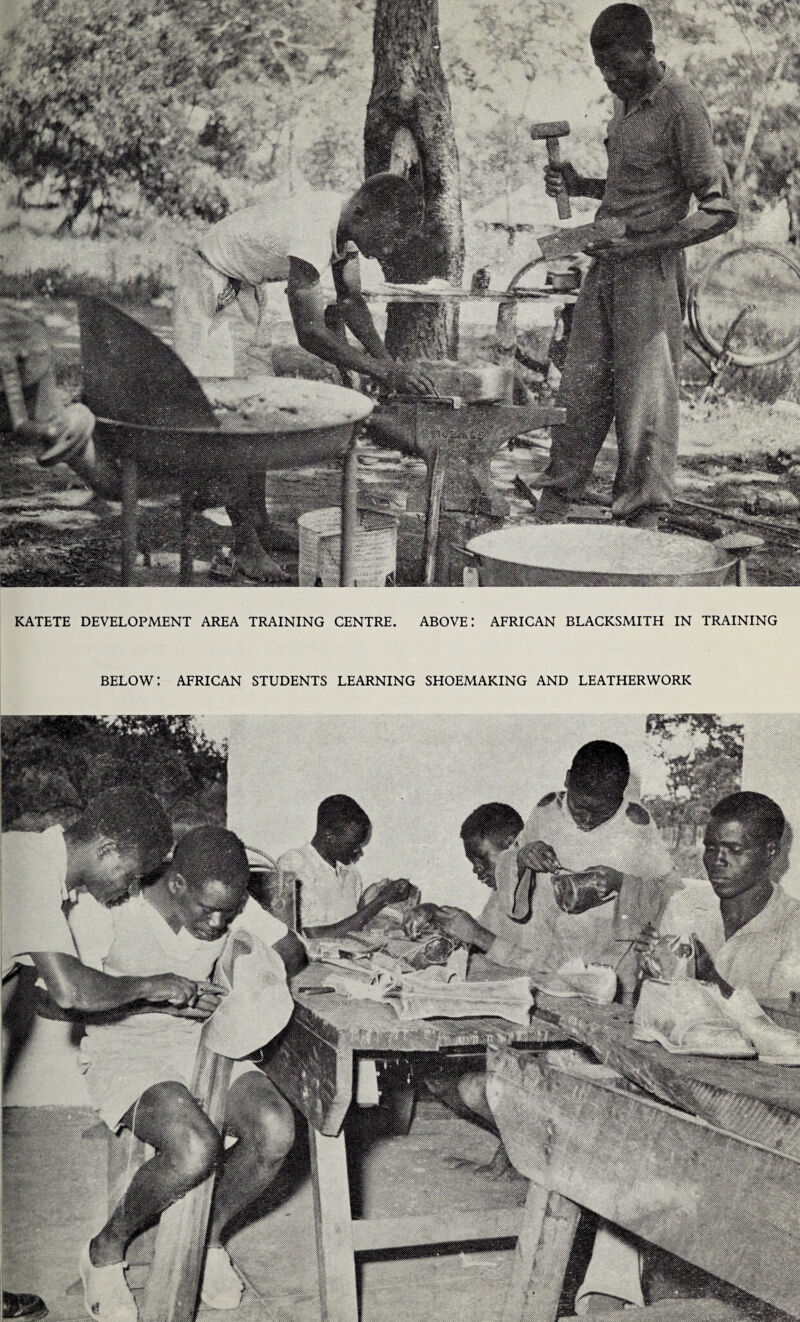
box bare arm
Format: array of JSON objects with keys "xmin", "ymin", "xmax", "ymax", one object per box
[
  {"xmin": 287, "ymin": 257, "xmax": 435, "ymax": 395},
  {"xmin": 544, "ymin": 161, "xmax": 606, "ymax": 202},
  {"xmin": 590, "ymin": 199, "xmax": 737, "ymax": 261},
  {"xmin": 273, "ymin": 930, "xmax": 307, "ymax": 978},
  {"xmin": 303, "ymin": 883, "xmax": 410, "ymax": 941},
  {"xmin": 30, "ymin": 951, "xmax": 216, "ymax": 1014},
  {"xmin": 287, "ymin": 257, "xmax": 394, "ymax": 383},
  {"xmin": 333, "ymin": 254, "xmax": 391, "ymax": 361},
  {"xmin": 431, "ymin": 907, "xmax": 495, "ymax": 952}
]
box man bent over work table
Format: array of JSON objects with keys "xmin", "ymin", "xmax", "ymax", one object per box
[
  {"xmin": 69, "ymin": 826, "xmax": 305, "ymax": 1322},
  {"xmin": 535, "ymin": 3, "xmax": 737, "ymax": 529},
  {"xmin": 172, "ymin": 175, "xmax": 436, "ymax": 581}
]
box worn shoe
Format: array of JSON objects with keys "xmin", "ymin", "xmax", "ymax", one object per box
[
  {"xmin": 2, "ymin": 1293, "xmax": 48, "ymax": 1321},
  {"xmin": 724, "ymin": 988, "xmax": 800, "ymax": 1065},
  {"xmin": 200, "ymin": 1246, "xmax": 244, "ymax": 1310},
  {"xmin": 79, "ymin": 1241, "xmax": 137, "ymax": 1322}
]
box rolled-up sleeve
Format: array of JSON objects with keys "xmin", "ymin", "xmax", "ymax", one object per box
[{"xmin": 672, "ymin": 94, "xmax": 729, "ymax": 206}]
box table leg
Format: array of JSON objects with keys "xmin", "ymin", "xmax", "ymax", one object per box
[
  {"xmin": 422, "ymin": 449, "xmax": 447, "ymax": 586},
  {"xmin": 309, "ymin": 1124, "xmax": 359, "ymax": 1322},
  {"xmin": 120, "ymin": 458, "xmax": 139, "ymax": 585},
  {"xmin": 179, "ymin": 478, "xmax": 194, "ymax": 586},
  {"xmin": 340, "ymin": 437, "xmax": 359, "ymax": 587},
  {"xmin": 501, "ymin": 1182, "xmax": 580, "ymax": 1322}
]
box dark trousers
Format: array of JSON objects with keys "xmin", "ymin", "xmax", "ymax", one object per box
[{"xmin": 539, "ymin": 251, "xmax": 685, "ymax": 523}]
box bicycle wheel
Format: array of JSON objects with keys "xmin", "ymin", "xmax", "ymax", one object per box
[{"xmin": 688, "ymin": 242, "xmax": 800, "ymax": 367}]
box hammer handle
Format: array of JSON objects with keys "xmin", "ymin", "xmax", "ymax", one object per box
[{"xmin": 546, "ymin": 138, "xmax": 572, "ymax": 220}]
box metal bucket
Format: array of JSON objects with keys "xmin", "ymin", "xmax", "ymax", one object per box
[{"xmin": 465, "ymin": 524, "xmax": 745, "ymax": 587}]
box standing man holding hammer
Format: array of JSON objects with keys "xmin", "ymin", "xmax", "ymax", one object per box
[{"xmin": 535, "ymin": 4, "xmax": 737, "ymax": 529}]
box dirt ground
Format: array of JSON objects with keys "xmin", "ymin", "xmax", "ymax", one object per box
[{"xmin": 2, "ymin": 297, "xmax": 799, "ymax": 587}]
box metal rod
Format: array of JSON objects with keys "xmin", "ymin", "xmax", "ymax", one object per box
[
  {"xmin": 179, "ymin": 476, "xmax": 194, "ymax": 586},
  {"xmin": 340, "ymin": 436, "xmax": 359, "ymax": 587},
  {"xmin": 120, "ymin": 458, "xmax": 138, "ymax": 585}
]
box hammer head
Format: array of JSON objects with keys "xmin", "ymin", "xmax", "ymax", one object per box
[{"xmin": 530, "ymin": 121, "xmax": 570, "ymax": 141}]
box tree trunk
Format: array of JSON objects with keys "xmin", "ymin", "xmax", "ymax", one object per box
[
  {"xmin": 364, "ymin": 0, "xmax": 465, "ymax": 359},
  {"xmin": 731, "ymin": 45, "xmax": 790, "ymax": 198}
]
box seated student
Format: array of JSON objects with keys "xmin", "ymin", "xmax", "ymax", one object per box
[
  {"xmin": 690, "ymin": 791, "xmax": 800, "ymax": 999},
  {"xmin": 630, "ymin": 791, "xmax": 800, "ymax": 1309},
  {"xmin": 436, "ymin": 741, "xmax": 678, "ymax": 998},
  {"xmin": 74, "ymin": 826, "xmax": 305, "ymax": 1322},
  {"xmin": 434, "ymin": 745, "xmax": 680, "ymax": 1311},
  {"xmin": 1, "ymin": 786, "xmax": 191, "ymax": 1322},
  {"xmin": 424, "ymin": 802, "xmax": 524, "ymax": 1172},
  {"xmin": 276, "ymin": 794, "xmax": 412, "ymax": 939},
  {"xmin": 171, "ymin": 174, "xmax": 436, "ymax": 581}
]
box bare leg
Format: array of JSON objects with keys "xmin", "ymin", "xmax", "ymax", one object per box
[
  {"xmin": 209, "ymin": 1072, "xmax": 295, "ymax": 1243},
  {"xmin": 90, "ymin": 1082, "xmax": 222, "ymax": 1268},
  {"xmin": 225, "ymin": 475, "xmax": 288, "ymax": 582}
]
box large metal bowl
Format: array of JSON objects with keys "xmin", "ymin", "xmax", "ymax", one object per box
[
  {"xmin": 466, "ymin": 524, "xmax": 744, "ymax": 586},
  {"xmin": 94, "ymin": 377, "xmax": 375, "ymax": 477}
]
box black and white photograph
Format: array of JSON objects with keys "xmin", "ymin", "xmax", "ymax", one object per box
[
  {"xmin": 1, "ymin": 1, "xmax": 798, "ymax": 587},
  {"xmin": 3, "ymin": 712, "xmax": 800, "ymax": 1321}
]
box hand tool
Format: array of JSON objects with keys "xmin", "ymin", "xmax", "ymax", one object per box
[{"xmin": 530, "ymin": 120, "xmax": 572, "ymax": 220}]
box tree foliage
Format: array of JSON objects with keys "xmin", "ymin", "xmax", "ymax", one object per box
[
  {"xmin": 1, "ymin": 716, "xmax": 226, "ymax": 830},
  {"xmin": 0, "ymin": 0, "xmax": 796, "ymax": 231}
]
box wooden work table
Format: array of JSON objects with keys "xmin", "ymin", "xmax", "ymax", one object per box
[
  {"xmin": 263, "ymin": 967, "xmax": 800, "ymax": 1321},
  {"xmin": 487, "ymin": 994, "xmax": 800, "ymax": 1322},
  {"xmin": 262, "ymin": 961, "xmax": 565, "ymax": 1321}
]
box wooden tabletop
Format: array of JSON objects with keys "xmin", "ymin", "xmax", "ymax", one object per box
[
  {"xmin": 290, "ymin": 962, "xmax": 563, "ymax": 1055},
  {"xmin": 529, "ymin": 993, "xmax": 800, "ymax": 1160}
]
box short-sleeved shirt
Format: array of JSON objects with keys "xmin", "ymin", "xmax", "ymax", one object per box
[
  {"xmin": 489, "ymin": 791, "xmax": 677, "ymax": 993},
  {"xmin": 276, "ymin": 841, "xmax": 363, "ymax": 931},
  {"xmin": 198, "ymin": 192, "xmax": 358, "ymax": 288},
  {"xmin": 75, "ymin": 890, "xmax": 287, "ymax": 1047},
  {"xmin": 596, "ymin": 66, "xmax": 727, "ymax": 234},
  {"xmin": 659, "ymin": 879, "xmax": 800, "ymax": 1001},
  {"xmin": 1, "ymin": 826, "xmax": 77, "ymax": 977}
]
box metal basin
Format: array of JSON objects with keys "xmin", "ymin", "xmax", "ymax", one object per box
[
  {"xmin": 466, "ymin": 524, "xmax": 744, "ymax": 586},
  {"xmin": 94, "ymin": 377, "xmax": 374, "ymax": 476}
]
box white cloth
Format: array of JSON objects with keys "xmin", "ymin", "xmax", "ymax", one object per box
[
  {"xmin": 276, "ymin": 841, "xmax": 363, "ymax": 931},
  {"xmin": 198, "ymin": 192, "xmax": 356, "ymax": 288},
  {"xmin": 1, "ymin": 826, "xmax": 76, "ymax": 976},
  {"xmin": 77, "ymin": 892, "xmax": 287, "ymax": 1128}
]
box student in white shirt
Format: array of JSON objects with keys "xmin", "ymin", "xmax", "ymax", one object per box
[
  {"xmin": 1, "ymin": 787, "xmax": 188, "ymax": 1322},
  {"xmin": 276, "ymin": 794, "xmax": 411, "ymax": 939},
  {"xmin": 75, "ymin": 827, "xmax": 305, "ymax": 1322}
]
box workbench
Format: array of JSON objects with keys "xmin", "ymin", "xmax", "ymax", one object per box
[
  {"xmin": 262, "ymin": 964, "xmax": 566, "ymax": 1322},
  {"xmin": 486, "ymin": 995, "xmax": 800, "ymax": 1322}
]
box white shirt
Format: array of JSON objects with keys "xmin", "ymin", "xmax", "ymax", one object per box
[
  {"xmin": 490, "ymin": 791, "xmax": 676, "ymax": 993},
  {"xmin": 276, "ymin": 841, "xmax": 363, "ymax": 930},
  {"xmin": 76, "ymin": 890, "xmax": 287, "ymax": 1052},
  {"xmin": 198, "ymin": 192, "xmax": 357, "ymax": 288},
  {"xmin": 2, "ymin": 826, "xmax": 77, "ymax": 977}
]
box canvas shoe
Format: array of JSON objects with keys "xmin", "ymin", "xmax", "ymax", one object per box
[
  {"xmin": 78, "ymin": 1241, "xmax": 137, "ymax": 1322},
  {"xmin": 200, "ymin": 1246, "xmax": 244, "ymax": 1311},
  {"xmin": 633, "ymin": 981, "xmax": 755, "ymax": 1057},
  {"xmin": 723, "ymin": 988, "xmax": 800, "ymax": 1065}
]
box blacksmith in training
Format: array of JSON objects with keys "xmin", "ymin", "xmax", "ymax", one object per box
[{"xmin": 534, "ymin": 2, "xmax": 738, "ymax": 529}]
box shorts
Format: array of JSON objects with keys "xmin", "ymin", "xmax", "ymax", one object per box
[
  {"xmin": 81, "ymin": 1028, "xmax": 258, "ymax": 1132},
  {"xmin": 171, "ymin": 247, "xmax": 273, "ymax": 380}
]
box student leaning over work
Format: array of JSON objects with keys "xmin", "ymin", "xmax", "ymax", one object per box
[
  {"xmin": 536, "ymin": 3, "xmax": 737, "ymax": 529},
  {"xmin": 276, "ymin": 793, "xmax": 413, "ymax": 940},
  {"xmin": 432, "ymin": 743, "xmax": 680, "ymax": 1314},
  {"xmin": 1, "ymin": 787, "xmax": 198, "ymax": 1322},
  {"xmin": 69, "ymin": 826, "xmax": 306, "ymax": 1322},
  {"xmin": 172, "ymin": 174, "xmax": 437, "ymax": 581}
]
